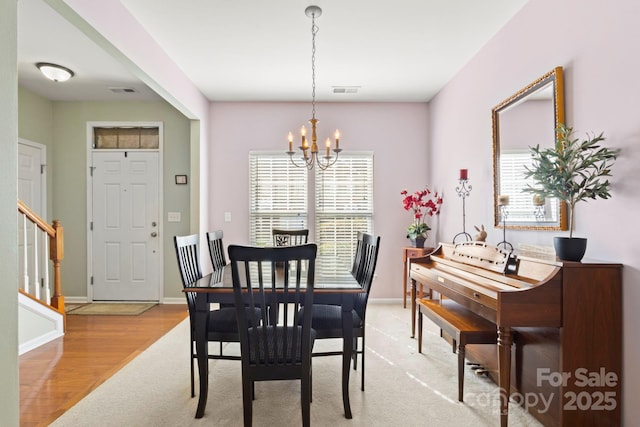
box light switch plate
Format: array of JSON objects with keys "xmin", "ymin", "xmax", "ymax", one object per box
[
  {"xmin": 168, "ymin": 212, "xmax": 181, "ymax": 222},
  {"xmin": 224, "ymin": 212, "xmax": 231, "ymax": 222}
]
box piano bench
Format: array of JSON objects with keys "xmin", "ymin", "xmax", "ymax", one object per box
[{"xmin": 417, "ymin": 298, "xmax": 497, "ymax": 402}]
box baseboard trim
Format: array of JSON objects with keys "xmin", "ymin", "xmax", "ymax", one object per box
[
  {"xmin": 18, "ymin": 293, "xmax": 65, "ymax": 355},
  {"xmin": 162, "ymin": 297, "xmax": 186, "ymax": 305},
  {"xmin": 65, "ymin": 296, "xmax": 90, "ymax": 304},
  {"xmin": 369, "ymin": 298, "xmax": 403, "ymax": 305},
  {"xmin": 63, "ymin": 296, "xmax": 401, "ymax": 305},
  {"xmin": 20, "ymin": 329, "xmax": 64, "ymax": 355}
]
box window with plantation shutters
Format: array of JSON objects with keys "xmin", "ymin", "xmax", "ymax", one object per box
[
  {"xmin": 249, "ymin": 152, "xmax": 308, "ymax": 246},
  {"xmin": 315, "ymin": 152, "xmax": 374, "ymax": 278},
  {"xmin": 500, "ymin": 150, "xmax": 558, "ymax": 221},
  {"xmin": 249, "ymin": 151, "xmax": 374, "ymax": 276}
]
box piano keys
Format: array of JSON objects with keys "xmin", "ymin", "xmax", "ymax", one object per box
[{"xmin": 410, "ymin": 242, "xmax": 621, "ymax": 427}]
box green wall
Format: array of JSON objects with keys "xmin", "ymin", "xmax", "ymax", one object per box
[
  {"xmin": 1, "ymin": 0, "xmax": 19, "ymax": 424},
  {"xmin": 18, "ymin": 87, "xmax": 54, "ymax": 220},
  {"xmin": 17, "ymin": 91, "xmax": 192, "ymax": 300}
]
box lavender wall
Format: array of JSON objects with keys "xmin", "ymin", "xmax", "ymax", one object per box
[
  {"xmin": 208, "ymin": 102, "xmax": 430, "ymax": 300},
  {"xmin": 429, "ymin": 0, "xmax": 640, "ymax": 423}
]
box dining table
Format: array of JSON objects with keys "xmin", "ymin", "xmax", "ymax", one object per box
[{"xmin": 186, "ymin": 264, "xmax": 364, "ymax": 419}]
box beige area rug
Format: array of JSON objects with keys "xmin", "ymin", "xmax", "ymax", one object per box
[
  {"xmin": 51, "ymin": 303, "xmax": 542, "ymax": 427},
  {"xmin": 66, "ymin": 303, "xmax": 157, "ymax": 316}
]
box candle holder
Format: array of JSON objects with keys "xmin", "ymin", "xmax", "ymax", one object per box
[
  {"xmin": 452, "ymin": 178, "xmax": 472, "ymax": 244},
  {"xmin": 533, "ymin": 195, "xmax": 546, "ymax": 222},
  {"xmin": 497, "ymin": 205, "xmax": 513, "ymax": 251}
]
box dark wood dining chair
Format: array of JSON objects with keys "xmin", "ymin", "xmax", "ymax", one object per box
[
  {"xmin": 300, "ymin": 232, "xmax": 380, "ymax": 391},
  {"xmin": 206, "ymin": 228, "xmax": 235, "ymax": 313},
  {"xmin": 228, "ymin": 243, "xmax": 317, "ymax": 427},
  {"xmin": 272, "ymin": 228, "xmax": 309, "ymax": 246},
  {"xmin": 174, "ymin": 234, "xmax": 258, "ymax": 398},
  {"xmin": 350, "ymin": 231, "xmax": 365, "ymax": 278},
  {"xmin": 206, "ymin": 229, "xmax": 227, "ymax": 270}
]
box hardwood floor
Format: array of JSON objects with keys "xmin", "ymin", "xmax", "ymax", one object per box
[{"xmin": 19, "ymin": 304, "xmax": 188, "ymax": 427}]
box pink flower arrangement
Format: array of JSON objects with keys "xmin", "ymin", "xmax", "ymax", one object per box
[{"xmin": 401, "ymin": 187, "xmax": 443, "ymax": 239}]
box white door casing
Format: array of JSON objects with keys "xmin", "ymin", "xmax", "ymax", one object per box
[
  {"xmin": 18, "ymin": 139, "xmax": 47, "ymax": 293},
  {"xmin": 18, "ymin": 140, "xmax": 45, "ymax": 214},
  {"xmin": 91, "ymin": 150, "xmax": 160, "ymax": 301}
]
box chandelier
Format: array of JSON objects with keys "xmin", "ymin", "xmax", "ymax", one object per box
[{"xmin": 287, "ymin": 5, "xmax": 341, "ymax": 171}]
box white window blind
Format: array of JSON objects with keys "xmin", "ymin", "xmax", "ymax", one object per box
[
  {"xmin": 249, "ymin": 152, "xmax": 308, "ymax": 246},
  {"xmin": 500, "ymin": 150, "xmax": 558, "ymax": 221},
  {"xmin": 315, "ymin": 152, "xmax": 374, "ymax": 277},
  {"xmin": 249, "ymin": 151, "xmax": 374, "ymax": 276}
]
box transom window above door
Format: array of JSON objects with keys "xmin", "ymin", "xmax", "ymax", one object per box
[{"xmin": 94, "ymin": 127, "xmax": 160, "ymax": 149}]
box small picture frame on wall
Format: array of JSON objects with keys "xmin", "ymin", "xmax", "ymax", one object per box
[{"xmin": 175, "ymin": 175, "xmax": 188, "ymax": 185}]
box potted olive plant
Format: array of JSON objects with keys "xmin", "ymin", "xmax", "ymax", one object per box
[{"xmin": 523, "ymin": 124, "xmax": 618, "ymax": 261}]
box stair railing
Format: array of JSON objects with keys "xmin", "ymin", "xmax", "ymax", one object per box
[{"xmin": 17, "ymin": 200, "xmax": 65, "ymax": 319}]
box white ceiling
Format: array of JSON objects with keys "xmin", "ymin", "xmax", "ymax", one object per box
[
  {"xmin": 17, "ymin": 0, "xmax": 161, "ymax": 102},
  {"xmin": 17, "ymin": 0, "xmax": 528, "ymax": 103}
]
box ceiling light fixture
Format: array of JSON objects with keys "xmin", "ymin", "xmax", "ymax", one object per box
[
  {"xmin": 286, "ymin": 5, "xmax": 341, "ymax": 171},
  {"xmin": 36, "ymin": 62, "xmax": 74, "ymax": 82}
]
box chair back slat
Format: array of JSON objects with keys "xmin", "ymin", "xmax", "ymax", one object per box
[
  {"xmin": 352, "ymin": 233, "xmax": 381, "ymax": 316},
  {"xmin": 272, "ymin": 228, "xmax": 309, "ymax": 247},
  {"xmin": 174, "ymin": 234, "xmax": 203, "ymax": 286},
  {"xmin": 229, "ymin": 244, "xmax": 317, "ymax": 367},
  {"xmin": 206, "ymin": 230, "xmax": 227, "ymax": 271},
  {"xmin": 173, "ymin": 234, "xmax": 205, "ymax": 323},
  {"xmin": 350, "ymin": 232, "xmax": 365, "ymax": 277}
]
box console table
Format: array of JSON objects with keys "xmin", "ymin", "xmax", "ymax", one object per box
[{"xmin": 402, "ymin": 246, "xmax": 433, "ymax": 337}]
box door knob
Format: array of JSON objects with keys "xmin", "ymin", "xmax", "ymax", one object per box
[{"xmin": 151, "ymin": 232, "xmax": 158, "ymax": 237}]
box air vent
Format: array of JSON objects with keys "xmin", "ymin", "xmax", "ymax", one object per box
[
  {"xmin": 332, "ymin": 86, "xmax": 360, "ymax": 94},
  {"xmin": 108, "ymin": 87, "xmax": 137, "ymax": 93}
]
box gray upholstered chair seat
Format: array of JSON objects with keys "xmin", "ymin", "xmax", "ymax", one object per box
[
  {"xmin": 208, "ymin": 307, "xmax": 261, "ymax": 333},
  {"xmin": 298, "ymin": 304, "xmax": 363, "ymax": 332}
]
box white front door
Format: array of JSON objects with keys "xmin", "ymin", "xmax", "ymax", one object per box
[{"xmin": 91, "ymin": 151, "xmax": 160, "ymax": 301}]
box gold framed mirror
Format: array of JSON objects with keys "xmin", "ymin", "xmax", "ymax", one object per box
[{"xmin": 492, "ymin": 66, "xmax": 568, "ymax": 230}]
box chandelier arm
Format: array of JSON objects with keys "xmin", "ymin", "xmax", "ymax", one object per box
[
  {"xmin": 288, "ymin": 152, "xmax": 315, "ymax": 170},
  {"xmin": 316, "ymin": 151, "xmax": 340, "ymax": 171}
]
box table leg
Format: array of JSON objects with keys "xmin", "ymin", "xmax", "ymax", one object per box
[
  {"xmin": 403, "ymin": 256, "xmax": 408, "ymax": 308},
  {"xmin": 411, "ymin": 278, "xmax": 417, "ymax": 338},
  {"xmin": 341, "ymin": 297, "xmax": 354, "ymax": 419},
  {"xmin": 194, "ymin": 294, "xmax": 210, "ymax": 419}
]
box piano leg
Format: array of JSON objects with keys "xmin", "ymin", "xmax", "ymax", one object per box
[
  {"xmin": 457, "ymin": 343, "xmax": 465, "ymax": 402},
  {"xmin": 498, "ymin": 327, "xmax": 513, "ymax": 427}
]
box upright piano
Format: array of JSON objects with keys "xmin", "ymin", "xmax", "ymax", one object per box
[{"xmin": 410, "ymin": 242, "xmax": 621, "ymax": 426}]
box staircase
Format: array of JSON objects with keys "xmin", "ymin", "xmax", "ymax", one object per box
[{"xmin": 17, "ymin": 200, "xmax": 65, "ymax": 354}]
